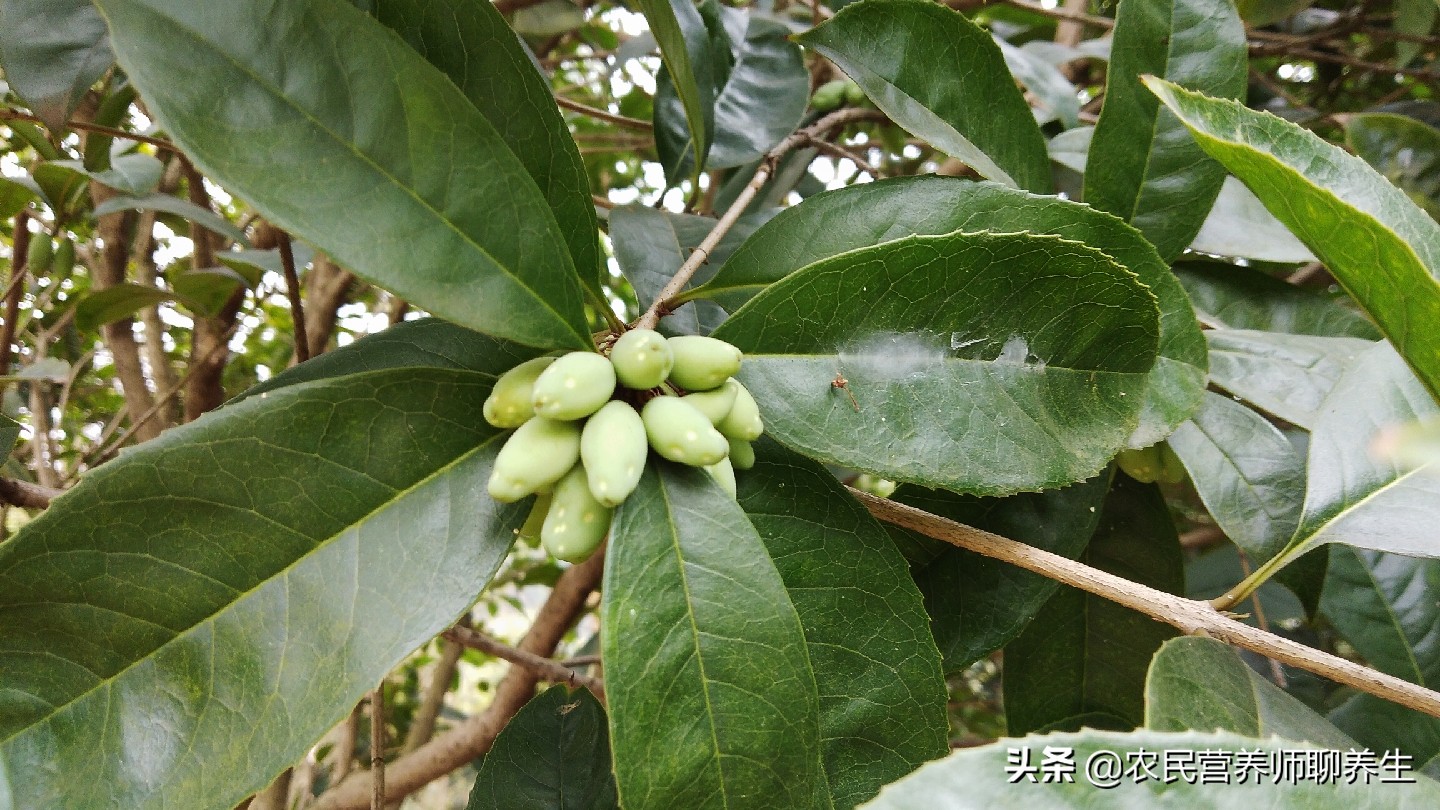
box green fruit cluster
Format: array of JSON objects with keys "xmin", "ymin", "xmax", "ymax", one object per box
[
  {"xmin": 485, "ymin": 331, "xmax": 763, "ymax": 563},
  {"xmin": 1116, "ymin": 442, "xmax": 1186, "ymax": 485}
]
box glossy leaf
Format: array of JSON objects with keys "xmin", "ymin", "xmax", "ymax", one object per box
[
  {"xmin": 1146, "ymin": 637, "xmax": 1357, "ymax": 748},
  {"xmin": 91, "ymin": 193, "xmax": 248, "ymax": 246},
  {"xmin": 74, "ymin": 282, "xmax": 184, "ymax": 332},
  {"xmin": 464, "ymin": 685, "xmax": 618, "ymax": 810},
  {"xmin": 0, "ymin": 177, "xmax": 36, "ymax": 220},
  {"xmin": 94, "ymin": 0, "xmax": 592, "ymax": 350},
  {"xmin": 0, "ymin": 0, "xmax": 113, "ymax": 129},
  {"xmin": 640, "ymin": 0, "xmax": 722, "ymax": 182},
  {"xmin": 863, "ymin": 729, "xmax": 1440, "ymax": 807},
  {"xmin": 796, "ymin": 0, "xmax": 1050, "ymax": 193},
  {"xmin": 0, "ymin": 368, "xmax": 525, "ymax": 808},
  {"xmin": 1004, "ymin": 476, "xmax": 1183, "ymax": 735},
  {"xmin": 1167, "ymin": 391, "xmax": 1304, "ymax": 562},
  {"xmin": 994, "ymin": 35, "xmax": 1079, "ymax": 129},
  {"xmin": 169, "ymin": 268, "xmax": 253, "ymax": 316},
  {"xmin": 43, "ymin": 153, "xmax": 165, "ymax": 197},
  {"xmin": 601, "ymin": 463, "xmax": 825, "ymax": 809},
  {"xmin": 373, "ymin": 0, "xmax": 603, "ymax": 296},
  {"xmin": 215, "ymin": 247, "xmax": 308, "ymax": 285},
  {"xmin": 888, "ymin": 475, "xmax": 1108, "ymax": 671},
  {"xmin": 1340, "ymin": 112, "xmax": 1440, "ymax": 219},
  {"xmin": 1085, "ymin": 0, "xmax": 1246, "ymax": 261},
  {"xmin": 700, "ymin": 177, "xmax": 1201, "ymax": 449},
  {"xmin": 712, "ymin": 229, "xmax": 1159, "ymax": 495},
  {"xmin": 1176, "ymin": 261, "xmax": 1380, "ymax": 339},
  {"xmin": 1149, "ymin": 78, "xmax": 1440, "ymax": 402},
  {"xmin": 1189, "ymin": 176, "xmax": 1318, "ymax": 263},
  {"xmin": 1329, "ymin": 693, "xmax": 1440, "ymax": 774},
  {"xmin": 1206, "ymin": 330, "xmax": 1374, "ymax": 429},
  {"xmin": 738, "ymin": 439, "xmax": 948, "ymax": 807}
]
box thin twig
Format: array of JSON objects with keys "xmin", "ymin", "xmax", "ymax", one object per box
[
  {"xmin": 998, "ymin": 0, "xmax": 1115, "ymax": 29},
  {"xmin": 0, "ymin": 477, "xmax": 63, "ymax": 508},
  {"xmin": 279, "ymin": 233, "xmax": 311, "ymax": 363},
  {"xmin": 853, "ymin": 489, "xmax": 1440, "ymax": 720},
  {"xmin": 369, "ymin": 687, "xmax": 384, "ymax": 810},
  {"xmin": 0, "ymin": 108, "xmax": 179, "ymax": 152},
  {"xmin": 443, "ymin": 625, "xmax": 605, "ymax": 699},
  {"xmin": 805, "ymin": 136, "xmax": 885, "ymax": 179},
  {"xmin": 1253, "ymin": 43, "xmax": 1440, "ymax": 81},
  {"xmin": 561, "ymin": 654, "xmax": 602, "ymax": 668},
  {"xmin": 554, "ymin": 95, "xmax": 653, "ymax": 130}
]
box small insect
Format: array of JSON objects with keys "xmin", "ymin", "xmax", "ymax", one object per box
[
  {"xmin": 559, "ymin": 700, "xmax": 581, "ymax": 716},
  {"xmin": 831, "ymin": 373, "xmax": 859, "ymax": 412}
]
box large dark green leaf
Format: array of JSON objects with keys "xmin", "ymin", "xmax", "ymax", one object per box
[
  {"xmin": 795, "ymin": 0, "xmax": 1050, "ymax": 193},
  {"xmin": 738, "ymin": 439, "xmax": 947, "ymax": 807},
  {"xmin": 711, "ymin": 229, "xmax": 1159, "ymax": 495},
  {"xmin": 1206, "ymin": 330, "xmax": 1374, "ymax": 429},
  {"xmin": 863, "ymin": 729, "xmax": 1440, "ymax": 807},
  {"xmin": 43, "ymin": 153, "xmax": 165, "ymax": 197},
  {"xmin": 372, "ymin": 0, "xmax": 603, "ymax": 297},
  {"xmin": 1146, "ymin": 637, "xmax": 1357, "ymax": 748},
  {"xmin": 93, "ymin": 0, "xmax": 591, "ymax": 350},
  {"xmin": 994, "ymin": 35, "xmax": 1079, "ymax": 129},
  {"xmin": 1176, "ymin": 262, "xmax": 1380, "ymax": 339},
  {"xmin": 1084, "ymin": 0, "xmax": 1246, "ymax": 261},
  {"xmin": 1330, "ymin": 693, "xmax": 1440, "ymax": 775},
  {"xmin": 74, "ymin": 282, "xmax": 186, "ymax": 332},
  {"xmin": 655, "ymin": 8, "xmax": 808, "ymax": 175},
  {"xmin": 886, "ymin": 475, "xmax": 1108, "ymax": 672},
  {"xmin": 1167, "ymin": 391, "xmax": 1304, "ymax": 562},
  {"xmin": 0, "ymin": 368, "xmax": 525, "ymax": 808},
  {"xmin": 90, "ymin": 192, "xmax": 249, "ymax": 245},
  {"xmin": 1003, "ymin": 476, "xmax": 1183, "ymax": 735},
  {"xmin": 601, "ymin": 463, "xmax": 825, "ymax": 809},
  {"xmin": 0, "ymin": 0, "xmax": 113, "ymax": 130},
  {"xmin": 464, "ymin": 685, "xmax": 618, "ymax": 810},
  {"xmin": 1340, "ymin": 112, "xmax": 1440, "ymax": 220},
  {"xmin": 640, "ymin": 0, "xmax": 723, "ymax": 183},
  {"xmin": 1149, "ymin": 78, "xmax": 1440, "ymax": 402},
  {"xmin": 697, "ymin": 178, "xmax": 1204, "ymax": 449}
]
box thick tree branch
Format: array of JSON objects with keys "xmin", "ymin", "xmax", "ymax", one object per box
[
  {"xmin": 443, "ymin": 625, "xmax": 605, "ymax": 699},
  {"xmin": 299, "ymin": 255, "xmax": 354, "ymax": 360},
  {"xmin": 0, "ymin": 477, "xmax": 62, "ymax": 508},
  {"xmin": 181, "ymin": 159, "xmax": 241, "ymax": 421},
  {"xmin": 313, "ymin": 550, "xmax": 606, "ymax": 810},
  {"xmin": 854, "ymin": 489, "xmax": 1440, "ymax": 720}
]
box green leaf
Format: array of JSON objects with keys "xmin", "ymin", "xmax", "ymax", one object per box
[
  {"xmin": 1235, "ymin": 0, "xmax": 1315, "ymax": 27},
  {"xmin": 655, "ymin": 8, "xmax": 808, "ymax": 175},
  {"xmin": 795, "ymin": 0, "xmax": 1050, "ymax": 193},
  {"xmin": 1166, "ymin": 391, "xmax": 1304, "ymax": 562},
  {"xmin": 169, "ymin": 268, "xmax": 253, "ymax": 316},
  {"xmin": 1340, "ymin": 112, "xmax": 1440, "ymax": 219},
  {"xmin": 1330, "ymin": 693, "xmax": 1440, "ymax": 774},
  {"xmin": 1003, "ymin": 475, "xmax": 1183, "ymax": 735},
  {"xmin": 1206, "ymin": 330, "xmax": 1374, "ymax": 429},
  {"xmin": 712, "ymin": 229, "xmax": 1159, "ymax": 495},
  {"xmin": 1146, "ymin": 636, "xmax": 1358, "ymax": 748},
  {"xmin": 372, "ymin": 0, "xmax": 603, "ymax": 298},
  {"xmin": 738, "ymin": 439, "xmax": 948, "ymax": 806},
  {"xmin": 93, "ymin": 0, "xmax": 592, "ymax": 351},
  {"xmin": 0, "ymin": 367, "xmax": 525, "ymax": 808},
  {"xmin": 215, "ymin": 247, "xmax": 309, "ymax": 286},
  {"xmin": 464, "ymin": 684, "xmax": 618, "ymax": 810},
  {"xmin": 601, "ymin": 462, "xmax": 825, "ymax": 809},
  {"xmin": 0, "ymin": 177, "xmax": 37, "ymax": 220},
  {"xmin": 44, "ymin": 153, "xmax": 165, "ymax": 197},
  {"xmin": 640, "ymin": 0, "xmax": 722, "ymax": 183},
  {"xmin": 91, "ymin": 193, "xmax": 249, "ymax": 246},
  {"xmin": 1176, "ymin": 261, "xmax": 1380, "ymax": 339},
  {"xmin": 1147, "ymin": 78, "xmax": 1440, "ymax": 403},
  {"xmin": 1085, "ymin": 0, "xmax": 1247, "ymax": 261},
  {"xmin": 1189, "ymin": 177, "xmax": 1318, "ymax": 262},
  {"xmin": 701, "ymin": 177, "xmax": 1200, "ymax": 449},
  {"xmin": 9, "ymin": 358, "xmax": 70, "ymax": 383},
  {"xmin": 862, "ymin": 729, "xmax": 1440, "ymax": 807},
  {"xmin": 0, "ymin": 0, "xmax": 114, "ymax": 130},
  {"xmin": 994, "ymin": 35, "xmax": 1079, "ymax": 129},
  {"xmin": 888, "ymin": 475, "xmax": 1108, "ymax": 671},
  {"xmin": 74, "ymin": 282, "xmax": 184, "ymax": 332},
  {"xmin": 0, "ymin": 414, "xmax": 19, "ymax": 461},
  {"xmin": 509, "ymin": 0, "xmax": 586, "ymax": 37},
  {"xmin": 1393, "ymin": 0, "xmax": 1438, "ymax": 69}
]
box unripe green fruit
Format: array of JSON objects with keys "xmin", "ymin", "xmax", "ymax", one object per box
[
  {"xmin": 516, "ymin": 490, "xmax": 553, "ymax": 545},
  {"xmin": 542, "ymin": 464, "xmax": 612, "ymax": 563},
  {"xmin": 51, "ymin": 237, "xmax": 75, "ymax": 277},
  {"xmin": 642, "ymin": 396, "xmax": 729, "ymax": 466},
  {"xmin": 1157, "ymin": 442, "xmax": 1187, "ymax": 485},
  {"xmin": 581, "ymin": 401, "xmax": 648, "ymax": 507},
  {"xmin": 705, "ymin": 457, "xmax": 737, "ymax": 499},
  {"xmin": 717, "ymin": 382, "xmax": 762, "ymax": 441},
  {"xmin": 728, "ymin": 438, "xmax": 755, "ymax": 470},
  {"xmin": 488, "ymin": 417, "xmax": 581, "ymax": 502},
  {"xmin": 842, "ymin": 80, "xmax": 866, "ymax": 105},
  {"xmin": 667, "ymin": 335, "xmax": 741, "ymax": 392},
  {"xmin": 26, "ymin": 235, "xmax": 53, "ymax": 274},
  {"xmin": 610, "ymin": 329, "xmax": 673, "ymax": 390},
  {"xmin": 1116, "ymin": 445, "xmax": 1163, "ymax": 484},
  {"xmin": 532, "ymin": 351, "xmax": 616, "ymax": 420},
  {"xmin": 811, "ymin": 79, "xmax": 849, "ymax": 112},
  {"xmin": 483, "ymin": 356, "xmax": 554, "ymax": 428},
  {"xmin": 681, "ymin": 378, "xmax": 739, "ymax": 425}
]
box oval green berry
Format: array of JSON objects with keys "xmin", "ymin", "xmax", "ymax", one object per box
[
  {"xmin": 705, "ymin": 457, "xmax": 737, "ymax": 499},
  {"xmin": 666, "ymin": 335, "xmax": 742, "ymax": 392},
  {"xmin": 51, "ymin": 237, "xmax": 75, "ymax": 277},
  {"xmin": 642, "ymin": 396, "xmax": 729, "ymax": 466},
  {"xmin": 26, "ymin": 235, "xmax": 53, "ymax": 274},
  {"xmin": 1116, "ymin": 445, "xmax": 1163, "ymax": 484},
  {"xmin": 532, "ymin": 351, "xmax": 616, "ymax": 420},
  {"xmin": 681, "ymin": 378, "xmax": 739, "ymax": 425},
  {"xmin": 728, "ymin": 437, "xmax": 755, "ymax": 470},
  {"xmin": 581, "ymin": 400, "xmax": 648, "ymax": 507},
  {"xmin": 1157, "ymin": 442, "xmax": 1187, "ymax": 485},
  {"xmin": 483, "ymin": 356, "xmax": 554, "ymax": 429},
  {"xmin": 542, "ymin": 464, "xmax": 612, "ymax": 563},
  {"xmin": 811, "ymin": 79, "xmax": 849, "ymax": 112},
  {"xmin": 488, "ymin": 417, "xmax": 581, "ymax": 502},
  {"xmin": 610, "ymin": 328, "xmax": 673, "ymax": 390},
  {"xmin": 717, "ymin": 382, "xmax": 763, "ymax": 441}
]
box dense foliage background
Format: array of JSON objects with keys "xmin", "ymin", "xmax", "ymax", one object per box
[{"xmin": 1, "ymin": 0, "xmax": 1439, "ymax": 807}]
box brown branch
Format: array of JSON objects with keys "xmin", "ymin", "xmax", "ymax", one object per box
[
  {"xmin": 555, "ymin": 95, "xmax": 653, "ymax": 130},
  {"xmin": 0, "ymin": 477, "xmax": 63, "ymax": 508},
  {"xmin": 854, "ymin": 489, "xmax": 1440, "ymax": 720},
  {"xmin": 997, "ymin": 0, "xmax": 1114, "ymax": 29},
  {"xmin": 1053, "ymin": 0, "xmax": 1090, "ymax": 48},
  {"xmin": 0, "ymin": 210, "xmax": 32, "ymax": 377},
  {"xmin": 300, "ymin": 255, "xmax": 354, "ymax": 359},
  {"xmin": 0, "ymin": 108, "xmax": 180, "ymax": 152},
  {"xmin": 312, "ymin": 550, "xmax": 605, "ymax": 810},
  {"xmin": 443, "ymin": 625, "xmax": 605, "ymax": 699},
  {"xmin": 400, "ymin": 637, "xmax": 465, "ymax": 756},
  {"xmin": 181, "ymin": 158, "xmax": 240, "ymax": 422},
  {"xmin": 804, "ymin": 136, "xmax": 885, "ymax": 179},
  {"xmin": 132, "ymin": 189, "xmax": 181, "ymax": 431},
  {"xmin": 369, "ymin": 687, "xmax": 385, "ymax": 810},
  {"xmin": 279, "ymin": 233, "xmax": 311, "ymax": 363}
]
